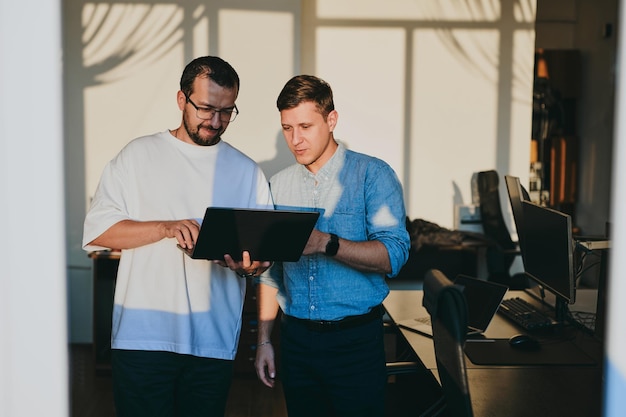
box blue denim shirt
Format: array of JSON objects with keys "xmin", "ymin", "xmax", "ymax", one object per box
[{"xmin": 259, "ymin": 144, "xmax": 410, "ymax": 321}]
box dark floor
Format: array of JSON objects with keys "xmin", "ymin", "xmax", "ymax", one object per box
[{"xmin": 69, "ymin": 344, "xmax": 287, "ymax": 417}]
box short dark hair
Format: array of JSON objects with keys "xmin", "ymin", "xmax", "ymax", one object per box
[
  {"xmin": 180, "ymin": 56, "xmax": 240, "ymax": 97},
  {"xmin": 276, "ymin": 75, "xmax": 335, "ymax": 120}
]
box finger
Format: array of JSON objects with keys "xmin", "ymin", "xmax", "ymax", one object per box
[
  {"xmin": 250, "ymin": 261, "xmax": 273, "ymax": 276},
  {"xmin": 187, "ymin": 220, "xmax": 200, "ymax": 243},
  {"xmin": 173, "ymin": 220, "xmax": 200, "ymax": 249},
  {"xmin": 242, "ymin": 251, "xmax": 252, "ymax": 267},
  {"xmin": 223, "ymin": 254, "xmax": 238, "ymax": 269},
  {"xmin": 175, "ymin": 229, "xmax": 190, "ymax": 249},
  {"xmin": 254, "ymin": 359, "xmax": 265, "ymax": 380},
  {"xmin": 256, "ymin": 365, "xmax": 275, "ymax": 388},
  {"xmin": 249, "ymin": 261, "xmax": 265, "ymax": 275},
  {"xmin": 222, "ymin": 255, "xmax": 252, "ymax": 277},
  {"xmin": 264, "ymin": 366, "xmax": 276, "ymax": 388},
  {"xmin": 179, "ymin": 225, "xmax": 195, "ymax": 249},
  {"xmin": 266, "ymin": 361, "xmax": 276, "ymax": 381},
  {"xmin": 260, "ymin": 376, "xmax": 274, "ymax": 388},
  {"xmin": 252, "ymin": 260, "xmax": 272, "ymax": 268}
]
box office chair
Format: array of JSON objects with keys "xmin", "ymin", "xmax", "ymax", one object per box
[
  {"xmin": 476, "ymin": 170, "xmax": 528, "ymax": 289},
  {"xmin": 422, "ymin": 269, "xmax": 473, "ymax": 417}
]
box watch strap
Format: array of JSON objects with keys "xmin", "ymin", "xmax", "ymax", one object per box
[{"xmin": 325, "ymin": 233, "xmax": 339, "ymax": 256}]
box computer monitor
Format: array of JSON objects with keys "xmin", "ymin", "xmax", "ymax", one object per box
[
  {"xmin": 520, "ymin": 200, "xmax": 576, "ymax": 321},
  {"xmin": 504, "ymin": 175, "xmax": 530, "ymax": 255}
]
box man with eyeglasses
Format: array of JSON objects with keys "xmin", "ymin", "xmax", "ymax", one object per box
[{"xmin": 83, "ymin": 56, "xmax": 273, "ymax": 417}]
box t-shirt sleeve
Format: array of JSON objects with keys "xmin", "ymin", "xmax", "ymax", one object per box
[{"xmin": 82, "ymin": 160, "xmax": 131, "ymax": 251}]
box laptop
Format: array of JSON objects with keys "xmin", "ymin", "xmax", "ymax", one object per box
[
  {"xmin": 397, "ymin": 275, "xmax": 509, "ymax": 337},
  {"xmin": 178, "ymin": 207, "xmax": 320, "ymax": 262}
]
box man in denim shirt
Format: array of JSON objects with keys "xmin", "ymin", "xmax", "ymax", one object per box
[{"xmin": 255, "ymin": 75, "xmax": 410, "ymax": 417}]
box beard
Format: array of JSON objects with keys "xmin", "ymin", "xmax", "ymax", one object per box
[{"xmin": 183, "ymin": 115, "xmax": 224, "ymax": 146}]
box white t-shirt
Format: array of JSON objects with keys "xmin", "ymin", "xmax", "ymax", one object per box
[{"xmin": 83, "ymin": 131, "xmax": 273, "ymax": 360}]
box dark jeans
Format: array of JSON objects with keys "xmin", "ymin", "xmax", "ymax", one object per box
[
  {"xmin": 280, "ymin": 315, "xmax": 387, "ymax": 417},
  {"xmin": 111, "ymin": 349, "xmax": 234, "ymax": 417}
]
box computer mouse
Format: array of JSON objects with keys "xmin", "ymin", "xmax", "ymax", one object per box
[{"xmin": 508, "ymin": 334, "xmax": 541, "ymax": 351}]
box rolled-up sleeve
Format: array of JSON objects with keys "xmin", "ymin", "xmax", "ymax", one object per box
[{"xmin": 365, "ymin": 163, "xmax": 410, "ymax": 278}]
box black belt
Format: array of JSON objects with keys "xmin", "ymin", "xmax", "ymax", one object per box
[{"xmin": 283, "ymin": 305, "xmax": 383, "ymax": 332}]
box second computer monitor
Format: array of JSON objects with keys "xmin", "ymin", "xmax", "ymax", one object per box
[
  {"xmin": 520, "ymin": 200, "xmax": 576, "ymax": 305},
  {"xmin": 504, "ymin": 175, "xmax": 530, "ymax": 257},
  {"xmin": 504, "ymin": 175, "xmax": 530, "ymax": 231}
]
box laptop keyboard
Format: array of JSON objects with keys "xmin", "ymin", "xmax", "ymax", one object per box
[{"xmin": 498, "ymin": 297, "xmax": 554, "ymax": 331}]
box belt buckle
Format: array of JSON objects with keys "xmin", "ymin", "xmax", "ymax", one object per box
[{"xmin": 313, "ymin": 320, "xmax": 336, "ymax": 330}]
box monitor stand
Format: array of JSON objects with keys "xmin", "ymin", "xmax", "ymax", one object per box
[{"xmin": 554, "ymin": 297, "xmax": 570, "ymax": 324}]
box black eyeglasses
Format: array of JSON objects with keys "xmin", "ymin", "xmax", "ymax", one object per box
[{"xmin": 185, "ymin": 95, "xmax": 239, "ymax": 122}]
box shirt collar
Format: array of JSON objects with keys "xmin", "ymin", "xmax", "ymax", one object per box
[{"xmin": 300, "ymin": 142, "xmax": 345, "ymax": 180}]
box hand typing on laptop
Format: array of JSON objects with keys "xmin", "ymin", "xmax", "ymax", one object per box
[{"xmin": 166, "ymin": 219, "xmax": 201, "ymax": 250}]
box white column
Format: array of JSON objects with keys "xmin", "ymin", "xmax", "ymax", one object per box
[
  {"xmin": 605, "ymin": 0, "xmax": 626, "ymax": 415},
  {"xmin": 0, "ymin": 0, "xmax": 69, "ymax": 416}
]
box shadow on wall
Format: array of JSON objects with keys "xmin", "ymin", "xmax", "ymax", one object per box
[{"xmin": 258, "ymin": 132, "xmax": 294, "ymax": 180}]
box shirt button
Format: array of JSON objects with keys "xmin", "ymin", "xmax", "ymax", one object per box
[
  {"xmin": 309, "ymin": 276, "xmax": 314, "ymax": 281},
  {"xmin": 310, "ymin": 305, "xmax": 315, "ymax": 311}
]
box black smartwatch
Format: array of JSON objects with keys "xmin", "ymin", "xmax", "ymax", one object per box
[{"xmin": 325, "ymin": 233, "xmax": 339, "ymax": 257}]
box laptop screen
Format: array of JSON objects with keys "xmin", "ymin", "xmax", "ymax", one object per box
[{"xmin": 454, "ymin": 275, "xmax": 509, "ymax": 332}]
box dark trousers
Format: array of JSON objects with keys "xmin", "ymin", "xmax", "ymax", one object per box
[
  {"xmin": 279, "ymin": 316, "xmax": 387, "ymax": 417},
  {"xmin": 111, "ymin": 349, "xmax": 234, "ymax": 417}
]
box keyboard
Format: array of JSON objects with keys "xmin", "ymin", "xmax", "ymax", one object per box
[{"xmin": 498, "ymin": 297, "xmax": 555, "ymax": 331}]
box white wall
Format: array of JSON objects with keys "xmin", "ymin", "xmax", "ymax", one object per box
[
  {"xmin": 306, "ymin": 0, "xmax": 534, "ymax": 228},
  {"xmin": 0, "ymin": 1, "xmax": 69, "ymax": 416},
  {"xmin": 606, "ymin": 0, "xmax": 626, "ymax": 409},
  {"xmin": 65, "ymin": 0, "xmax": 535, "ymax": 341}
]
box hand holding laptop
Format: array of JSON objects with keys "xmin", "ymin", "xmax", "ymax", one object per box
[{"xmin": 217, "ymin": 251, "xmax": 272, "ymax": 278}]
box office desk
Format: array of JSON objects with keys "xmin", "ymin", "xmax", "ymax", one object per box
[{"xmin": 384, "ymin": 290, "xmax": 603, "ymax": 416}]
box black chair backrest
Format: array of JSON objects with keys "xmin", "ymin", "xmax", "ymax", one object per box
[
  {"xmin": 423, "ymin": 269, "xmax": 474, "ymax": 417},
  {"xmin": 477, "ymin": 170, "xmax": 517, "ymax": 252}
]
